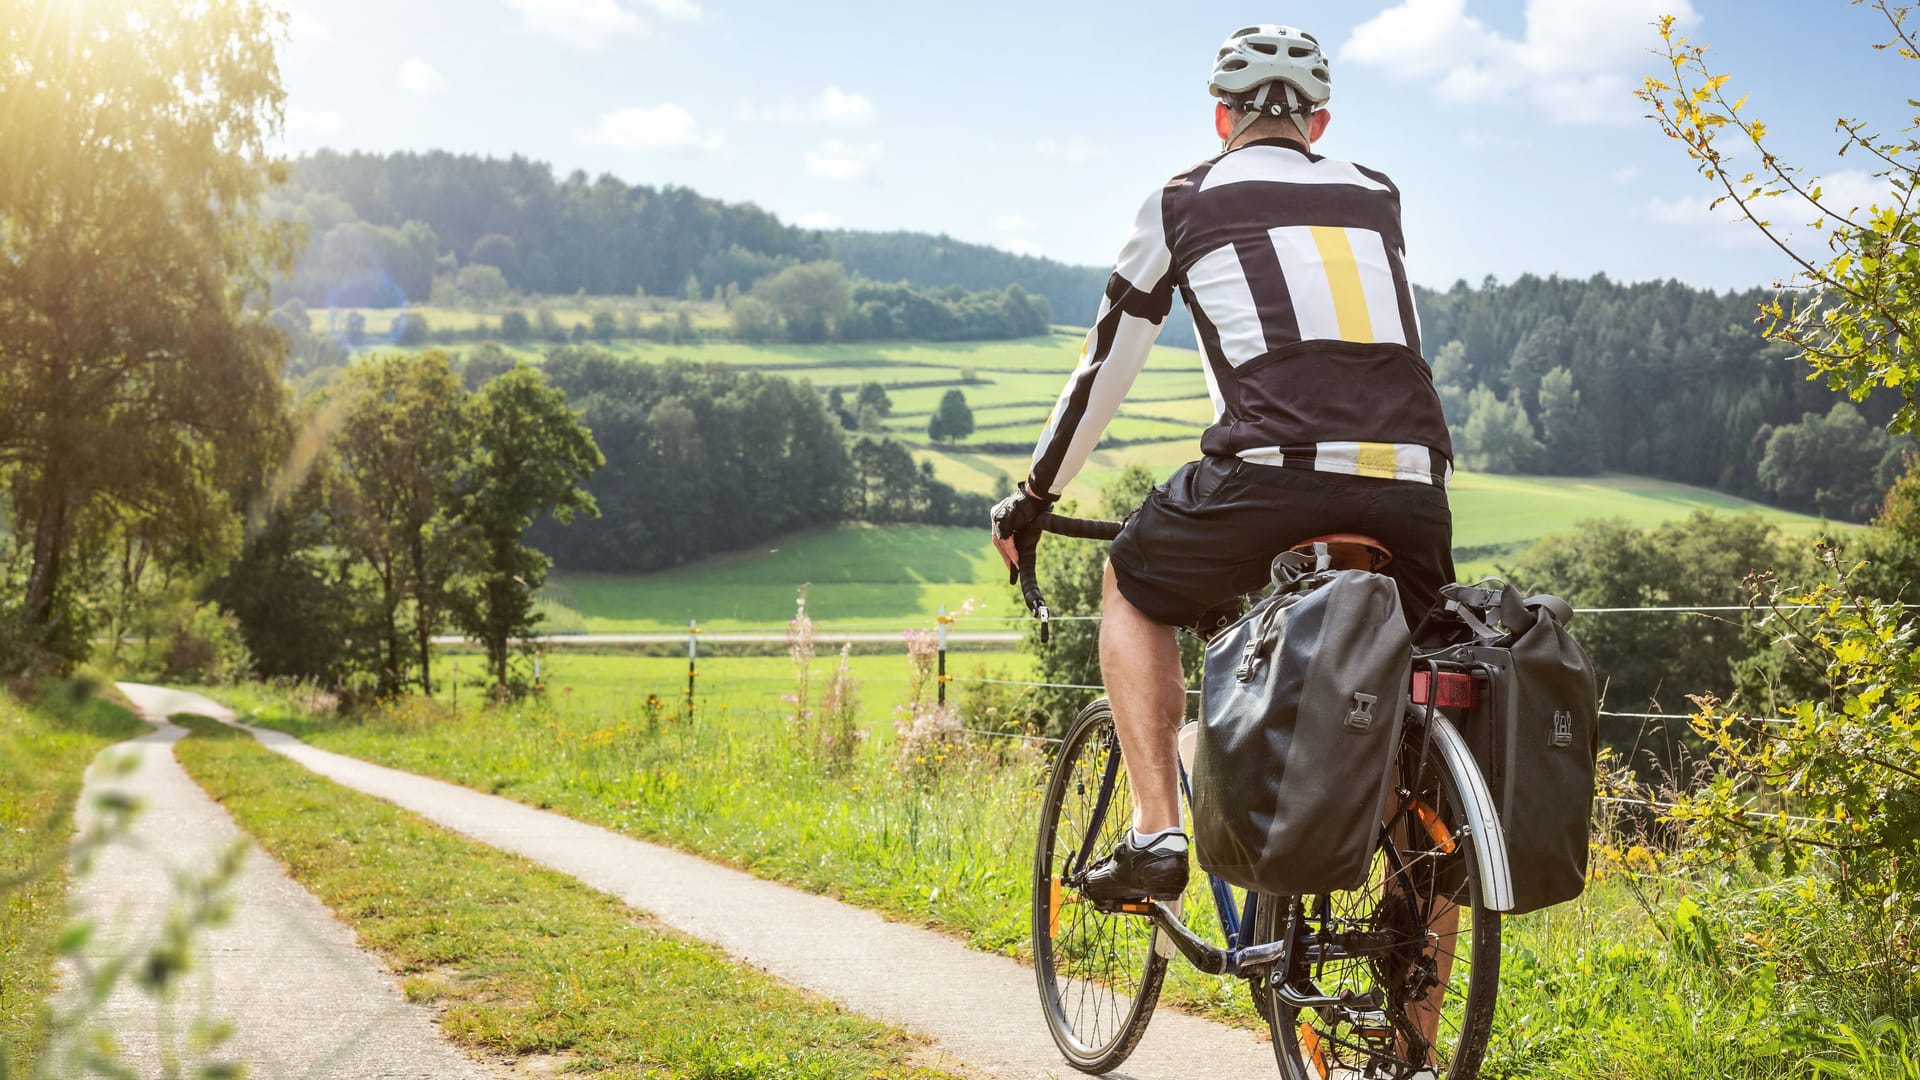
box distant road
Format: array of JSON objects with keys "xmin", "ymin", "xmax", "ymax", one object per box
[{"xmin": 429, "ymin": 632, "xmax": 1022, "ymax": 646}]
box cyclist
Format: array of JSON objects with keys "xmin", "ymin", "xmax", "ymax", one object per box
[{"xmin": 992, "ymin": 24, "xmax": 1455, "ymax": 905}]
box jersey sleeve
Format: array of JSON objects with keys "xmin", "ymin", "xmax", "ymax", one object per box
[{"xmin": 1026, "ymin": 186, "xmax": 1176, "ymax": 499}]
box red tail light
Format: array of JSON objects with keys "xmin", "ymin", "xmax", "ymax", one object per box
[{"xmin": 1411, "ymin": 671, "xmax": 1475, "ymax": 708}]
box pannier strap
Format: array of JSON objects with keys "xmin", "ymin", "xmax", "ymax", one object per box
[{"xmin": 1439, "ymin": 580, "xmax": 1576, "ymax": 642}]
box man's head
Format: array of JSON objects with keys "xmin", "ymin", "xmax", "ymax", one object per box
[{"xmin": 1208, "ymin": 24, "xmax": 1332, "ymax": 151}]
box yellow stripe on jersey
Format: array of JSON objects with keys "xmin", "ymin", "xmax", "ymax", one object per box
[
  {"xmin": 1308, "ymin": 226, "xmax": 1375, "ymax": 342},
  {"xmin": 1354, "ymin": 441, "xmax": 1399, "ymax": 479}
]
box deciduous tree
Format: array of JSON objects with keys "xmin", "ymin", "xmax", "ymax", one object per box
[
  {"xmin": 0, "ymin": 0, "xmax": 292, "ymax": 669},
  {"xmin": 453, "ymin": 366, "xmax": 602, "ymax": 692}
]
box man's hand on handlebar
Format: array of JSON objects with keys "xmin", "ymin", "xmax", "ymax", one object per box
[{"xmin": 989, "ymin": 482, "xmax": 1055, "ymax": 583}]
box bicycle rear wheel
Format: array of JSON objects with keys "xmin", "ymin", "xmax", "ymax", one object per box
[
  {"xmin": 1032, "ymin": 698, "xmax": 1166, "ymax": 1074},
  {"xmin": 1251, "ymin": 713, "xmax": 1501, "ymax": 1080}
]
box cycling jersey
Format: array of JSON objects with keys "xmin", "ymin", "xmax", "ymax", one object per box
[{"xmin": 1026, "ymin": 138, "xmax": 1452, "ymax": 498}]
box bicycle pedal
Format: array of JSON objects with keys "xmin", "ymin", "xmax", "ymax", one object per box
[
  {"xmin": 1348, "ymin": 1007, "xmax": 1394, "ymax": 1041},
  {"xmin": 1152, "ymin": 898, "xmax": 1180, "ymax": 959}
]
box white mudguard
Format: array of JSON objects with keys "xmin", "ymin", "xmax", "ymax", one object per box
[{"xmin": 1424, "ymin": 713, "xmax": 1515, "ymax": 912}]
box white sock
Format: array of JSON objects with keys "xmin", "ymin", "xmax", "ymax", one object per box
[{"xmin": 1129, "ymin": 827, "xmax": 1187, "ymax": 852}]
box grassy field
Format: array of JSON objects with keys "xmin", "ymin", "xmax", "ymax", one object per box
[
  {"xmin": 170, "ymin": 715, "xmax": 962, "ymax": 1079},
  {"xmin": 454, "ymin": 648, "xmax": 1034, "ymax": 735},
  {"xmin": 0, "ymin": 685, "xmax": 143, "ymax": 1074},
  {"xmin": 543, "ymin": 477, "xmax": 1841, "ymax": 634},
  {"xmin": 209, "ymin": 680, "xmax": 1888, "ymax": 1077}
]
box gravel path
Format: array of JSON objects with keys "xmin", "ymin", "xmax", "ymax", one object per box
[
  {"xmin": 132, "ymin": 684, "xmax": 1285, "ymax": 1079},
  {"xmin": 59, "ymin": 684, "xmax": 495, "ymax": 1079}
]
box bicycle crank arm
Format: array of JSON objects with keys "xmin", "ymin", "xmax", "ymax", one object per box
[{"xmin": 1142, "ymin": 901, "xmax": 1230, "ymax": 975}]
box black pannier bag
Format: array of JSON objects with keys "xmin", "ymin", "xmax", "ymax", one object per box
[
  {"xmin": 1421, "ymin": 581, "xmax": 1599, "ymax": 915},
  {"xmin": 1192, "ymin": 551, "xmax": 1410, "ymax": 896}
]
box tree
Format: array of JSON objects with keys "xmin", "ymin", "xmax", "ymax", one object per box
[
  {"xmin": 0, "ymin": 0, "xmax": 291, "ymax": 669},
  {"xmin": 468, "ymin": 233, "xmax": 521, "ymax": 283},
  {"xmin": 459, "ymin": 343, "xmax": 518, "ymax": 390},
  {"xmin": 328, "ymin": 352, "xmax": 468, "ymax": 695},
  {"xmin": 752, "ymin": 261, "xmax": 853, "ymax": 332},
  {"xmin": 453, "ymin": 367, "xmax": 602, "ymax": 692},
  {"xmin": 928, "ymin": 389, "xmax": 975, "ymax": 444},
  {"xmin": 1459, "ymin": 386, "xmax": 1544, "ymax": 473},
  {"xmin": 500, "ymin": 309, "xmax": 531, "ymax": 342},
  {"xmin": 1504, "ymin": 510, "xmax": 1805, "ymax": 727},
  {"xmin": 456, "ymin": 263, "xmax": 510, "ymax": 306},
  {"xmin": 1536, "ymin": 366, "xmax": 1603, "ymax": 475},
  {"xmin": 730, "ymin": 296, "xmax": 784, "ymax": 343},
  {"xmin": 591, "ymin": 310, "xmax": 618, "ymax": 342},
  {"xmin": 346, "ymin": 310, "xmax": 367, "ymax": 345},
  {"xmin": 1643, "ymin": 7, "xmax": 1919, "ymax": 434},
  {"xmin": 1756, "ymin": 403, "xmax": 1905, "ymax": 520},
  {"xmin": 856, "ymin": 382, "xmax": 894, "ymax": 418},
  {"xmin": 392, "ymin": 311, "xmax": 430, "ymax": 346}
]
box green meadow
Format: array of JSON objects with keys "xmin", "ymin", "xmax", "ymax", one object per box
[{"xmin": 544, "ymin": 476, "xmax": 1840, "ymax": 633}]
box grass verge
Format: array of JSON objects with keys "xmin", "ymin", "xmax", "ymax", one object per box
[
  {"xmin": 0, "ymin": 683, "xmax": 143, "ymax": 1074},
  {"xmin": 168, "ymin": 714, "xmax": 961, "ymax": 1079},
  {"xmin": 210, "ymin": 680, "xmax": 1916, "ymax": 1076}
]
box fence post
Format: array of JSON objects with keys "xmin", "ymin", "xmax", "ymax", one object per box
[
  {"xmin": 936, "ymin": 604, "xmax": 950, "ymax": 706},
  {"xmin": 687, "ymin": 618, "xmax": 699, "ymax": 719}
]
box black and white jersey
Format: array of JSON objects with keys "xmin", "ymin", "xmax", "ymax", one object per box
[{"xmin": 1027, "ymin": 138, "xmax": 1452, "ymax": 498}]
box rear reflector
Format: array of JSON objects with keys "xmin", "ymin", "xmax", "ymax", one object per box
[{"xmin": 1411, "ymin": 670, "xmax": 1475, "ymax": 708}]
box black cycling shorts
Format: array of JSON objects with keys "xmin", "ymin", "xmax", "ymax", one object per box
[{"xmin": 1107, "ymin": 456, "xmax": 1456, "ymax": 636}]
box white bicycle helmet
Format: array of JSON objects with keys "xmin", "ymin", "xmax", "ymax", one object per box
[{"xmin": 1208, "ymin": 24, "xmax": 1331, "ymax": 148}]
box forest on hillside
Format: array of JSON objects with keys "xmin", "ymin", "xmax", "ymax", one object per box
[{"xmin": 272, "ymin": 148, "xmax": 1131, "ymax": 337}]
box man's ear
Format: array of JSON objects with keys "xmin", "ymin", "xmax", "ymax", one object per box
[
  {"xmin": 1215, "ymin": 101, "xmax": 1234, "ymax": 140},
  {"xmin": 1308, "ymin": 108, "xmax": 1331, "ymax": 143}
]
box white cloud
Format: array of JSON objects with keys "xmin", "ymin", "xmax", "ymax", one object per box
[
  {"xmin": 288, "ymin": 9, "xmax": 332, "ymax": 46},
  {"xmin": 1033, "ymin": 135, "xmax": 1105, "ymax": 164},
  {"xmin": 584, "ymin": 104, "xmax": 724, "ymax": 152},
  {"xmin": 503, "ymin": 0, "xmax": 641, "ymax": 48},
  {"xmin": 1637, "ymin": 169, "xmax": 1899, "ymax": 257},
  {"xmin": 640, "ymin": 0, "xmax": 701, "ymax": 19},
  {"xmin": 816, "ymin": 87, "xmax": 876, "ymax": 126},
  {"xmin": 998, "ymin": 238, "xmax": 1047, "ymax": 258},
  {"xmin": 806, "ymin": 139, "xmax": 883, "ymax": 181},
  {"xmin": 742, "ymin": 88, "xmax": 877, "ymax": 127},
  {"xmin": 1342, "ymin": 0, "xmax": 1700, "ymax": 125},
  {"xmin": 397, "ymin": 57, "xmax": 446, "ymax": 95},
  {"xmin": 287, "ymin": 107, "xmax": 343, "ymax": 137},
  {"xmin": 794, "ymin": 211, "xmax": 842, "ymax": 230},
  {"xmin": 1608, "ymin": 165, "xmax": 1640, "ymax": 185}
]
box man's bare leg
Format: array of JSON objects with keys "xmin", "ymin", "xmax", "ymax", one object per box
[{"xmin": 1099, "ymin": 560, "xmax": 1186, "ymax": 834}]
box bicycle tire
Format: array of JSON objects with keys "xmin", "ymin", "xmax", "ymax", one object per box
[
  {"xmin": 1031, "ymin": 698, "xmax": 1167, "ymax": 1073},
  {"xmin": 1250, "ymin": 712, "xmax": 1501, "ymax": 1080}
]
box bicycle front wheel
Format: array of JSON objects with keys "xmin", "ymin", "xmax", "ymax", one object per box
[
  {"xmin": 1252, "ymin": 713, "xmax": 1501, "ymax": 1080},
  {"xmin": 1031, "ymin": 698, "xmax": 1166, "ymax": 1074}
]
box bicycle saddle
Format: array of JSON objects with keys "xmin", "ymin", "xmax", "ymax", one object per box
[{"xmin": 1289, "ymin": 533, "xmax": 1393, "ymax": 572}]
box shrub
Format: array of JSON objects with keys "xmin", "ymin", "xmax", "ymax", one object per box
[{"xmin": 159, "ymin": 601, "xmax": 253, "ymax": 685}]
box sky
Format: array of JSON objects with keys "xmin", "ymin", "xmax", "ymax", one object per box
[{"xmin": 276, "ymin": 0, "xmax": 1913, "ymax": 296}]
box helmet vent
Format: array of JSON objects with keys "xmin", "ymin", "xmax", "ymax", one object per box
[
  {"xmin": 1301, "ymin": 31, "xmax": 1320, "ymax": 44},
  {"xmin": 1232, "ymin": 25, "xmax": 1261, "ymax": 37},
  {"xmin": 1288, "ymin": 46, "xmax": 1314, "ymax": 58},
  {"xmin": 1222, "ymin": 58, "xmax": 1248, "ymax": 72},
  {"xmin": 1250, "ymin": 41, "xmax": 1278, "ymax": 55},
  {"xmin": 1312, "ymin": 67, "xmax": 1329, "ymax": 81}
]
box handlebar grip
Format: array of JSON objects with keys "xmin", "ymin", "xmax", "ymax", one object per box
[{"xmin": 1042, "ymin": 513, "xmax": 1124, "ymax": 541}]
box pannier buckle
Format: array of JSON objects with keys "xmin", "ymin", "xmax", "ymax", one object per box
[
  {"xmin": 1235, "ymin": 637, "xmax": 1262, "ymax": 682},
  {"xmin": 1345, "ymin": 692, "xmax": 1377, "ymax": 732},
  {"xmin": 1551, "ymin": 710, "xmax": 1573, "ymax": 747}
]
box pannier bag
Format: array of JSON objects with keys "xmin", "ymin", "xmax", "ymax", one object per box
[
  {"xmin": 1192, "ymin": 550, "xmax": 1410, "ymax": 896},
  {"xmin": 1422, "ymin": 581, "xmax": 1599, "ymax": 915}
]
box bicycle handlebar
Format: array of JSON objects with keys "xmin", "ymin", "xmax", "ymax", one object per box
[{"xmin": 1015, "ymin": 513, "xmax": 1124, "ymax": 643}]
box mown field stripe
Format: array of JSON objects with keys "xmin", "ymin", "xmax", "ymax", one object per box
[{"xmin": 171, "ymin": 713, "xmax": 967, "ymax": 1080}]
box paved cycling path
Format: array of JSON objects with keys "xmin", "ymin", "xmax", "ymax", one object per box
[
  {"xmin": 140, "ymin": 686, "xmax": 1283, "ymax": 1079},
  {"xmin": 69, "ymin": 685, "xmax": 493, "ymax": 1079}
]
